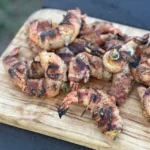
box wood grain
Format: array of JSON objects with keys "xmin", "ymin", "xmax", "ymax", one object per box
[{"xmin": 0, "ymin": 9, "xmax": 150, "ymax": 150}]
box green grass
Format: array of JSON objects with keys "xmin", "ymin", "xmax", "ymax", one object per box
[{"xmin": 0, "ymin": 0, "xmax": 40, "ymax": 38}]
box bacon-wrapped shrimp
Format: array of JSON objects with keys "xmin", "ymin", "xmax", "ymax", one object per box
[
  {"xmin": 68, "ymin": 52, "xmax": 90, "ymax": 91},
  {"xmin": 58, "ymin": 88, "xmax": 123, "ymax": 138},
  {"xmin": 3, "ymin": 47, "xmax": 66, "ymax": 98},
  {"xmin": 56, "ymin": 38, "xmax": 106, "ymax": 66},
  {"xmin": 39, "ymin": 51, "xmax": 68, "ymax": 82},
  {"xmin": 23, "ymin": 56, "xmax": 62, "ymax": 98},
  {"xmin": 22, "ymin": 78, "xmax": 62, "ymax": 98},
  {"xmin": 84, "ymin": 53, "xmax": 112, "ymax": 80},
  {"xmin": 3, "ymin": 47, "xmax": 28, "ymax": 89},
  {"xmin": 39, "ymin": 51, "xmax": 68, "ymax": 96},
  {"xmin": 108, "ymin": 64, "xmax": 134, "ymax": 106},
  {"xmin": 68, "ymin": 52, "xmax": 112, "ymax": 90},
  {"xmin": 137, "ymin": 86, "xmax": 150, "ymax": 118},
  {"xmin": 79, "ymin": 20, "xmax": 122, "ymax": 46},
  {"xmin": 28, "ymin": 20, "xmax": 56, "ymax": 51},
  {"xmin": 131, "ymin": 46, "xmax": 150, "ymax": 86},
  {"xmin": 28, "ymin": 8, "xmax": 82, "ymax": 51}
]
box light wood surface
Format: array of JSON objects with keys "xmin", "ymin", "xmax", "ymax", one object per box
[{"xmin": 0, "ymin": 9, "xmax": 150, "ymax": 150}]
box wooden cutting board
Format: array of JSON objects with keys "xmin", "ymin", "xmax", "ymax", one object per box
[{"xmin": 0, "ymin": 9, "xmax": 150, "ymax": 150}]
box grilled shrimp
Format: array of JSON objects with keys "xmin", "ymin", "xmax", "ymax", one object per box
[
  {"xmin": 22, "ymin": 78, "xmax": 61, "ymax": 98},
  {"xmin": 3, "ymin": 47, "xmax": 28, "ymax": 89},
  {"xmin": 84, "ymin": 53, "xmax": 112, "ymax": 80},
  {"xmin": 3, "ymin": 47, "xmax": 64, "ymax": 98},
  {"xmin": 28, "ymin": 8, "xmax": 82, "ymax": 51},
  {"xmin": 79, "ymin": 20, "xmax": 122, "ymax": 46},
  {"xmin": 58, "ymin": 88, "xmax": 123, "ymax": 138},
  {"xmin": 68, "ymin": 52, "xmax": 90, "ymax": 91},
  {"xmin": 68, "ymin": 52, "xmax": 112, "ymax": 91},
  {"xmin": 39, "ymin": 51, "xmax": 67, "ymax": 82},
  {"xmin": 56, "ymin": 38, "xmax": 106, "ymax": 66},
  {"xmin": 137, "ymin": 86, "xmax": 150, "ymax": 118},
  {"xmin": 131, "ymin": 46, "xmax": 150, "ymax": 86},
  {"xmin": 108, "ymin": 64, "xmax": 134, "ymax": 106},
  {"xmin": 38, "ymin": 51, "xmax": 68, "ymax": 96}
]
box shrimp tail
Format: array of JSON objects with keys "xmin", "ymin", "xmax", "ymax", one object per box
[
  {"xmin": 57, "ymin": 99, "xmax": 73, "ymax": 118},
  {"xmin": 58, "ymin": 107, "xmax": 69, "ymax": 118}
]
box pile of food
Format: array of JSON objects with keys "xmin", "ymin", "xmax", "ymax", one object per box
[{"xmin": 3, "ymin": 8, "xmax": 150, "ymax": 139}]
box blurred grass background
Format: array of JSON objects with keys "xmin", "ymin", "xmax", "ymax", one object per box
[{"xmin": 0, "ymin": 0, "xmax": 40, "ymax": 53}]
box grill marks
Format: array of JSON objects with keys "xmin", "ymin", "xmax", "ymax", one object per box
[
  {"xmin": 48, "ymin": 62, "xmax": 59, "ymax": 70},
  {"xmin": 60, "ymin": 12, "xmax": 73, "ymax": 25},
  {"xmin": 76, "ymin": 57, "xmax": 88, "ymax": 70},
  {"xmin": 92, "ymin": 101, "xmax": 122, "ymax": 134},
  {"xmin": 129, "ymin": 56, "xmax": 141, "ymax": 68},
  {"xmin": 97, "ymin": 106, "xmax": 114, "ymax": 131},
  {"xmin": 3, "ymin": 48, "xmax": 28, "ymax": 89},
  {"xmin": 90, "ymin": 94, "xmax": 98, "ymax": 103},
  {"xmin": 58, "ymin": 53, "xmax": 73, "ymax": 65},
  {"xmin": 68, "ymin": 39, "xmax": 86, "ymax": 54},
  {"xmin": 68, "ymin": 39, "xmax": 105, "ymax": 57},
  {"xmin": 69, "ymin": 53, "xmax": 90, "ymax": 83},
  {"xmin": 56, "ymin": 47, "xmax": 74, "ymax": 65},
  {"xmin": 8, "ymin": 62, "xmax": 27, "ymax": 83},
  {"xmin": 8, "ymin": 69, "xmax": 18, "ymax": 78},
  {"xmin": 46, "ymin": 62, "xmax": 60, "ymax": 80},
  {"xmin": 144, "ymin": 88, "xmax": 150, "ymax": 96},
  {"xmin": 23, "ymin": 79, "xmax": 46, "ymax": 97},
  {"xmin": 40, "ymin": 28, "xmax": 60, "ymax": 41},
  {"xmin": 47, "ymin": 73, "xmax": 59, "ymax": 80}
]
